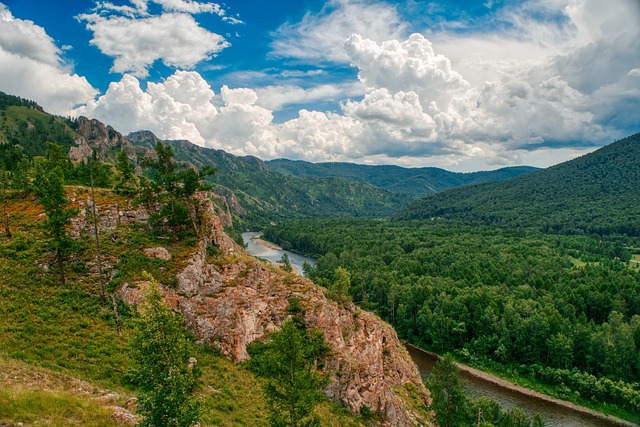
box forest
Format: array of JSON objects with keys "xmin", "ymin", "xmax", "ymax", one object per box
[
  {"xmin": 397, "ymin": 133, "xmax": 640, "ymax": 237},
  {"xmin": 264, "ymin": 218, "xmax": 640, "ymax": 417}
]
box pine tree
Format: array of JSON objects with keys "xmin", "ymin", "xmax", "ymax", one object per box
[
  {"xmin": 33, "ymin": 152, "xmax": 78, "ymax": 285},
  {"xmin": 249, "ymin": 319, "xmax": 329, "ymax": 427},
  {"xmin": 426, "ymin": 354, "xmax": 467, "ymax": 427},
  {"xmin": 115, "ymin": 148, "xmax": 138, "ymax": 196},
  {"xmin": 128, "ymin": 274, "xmax": 201, "ymax": 427}
]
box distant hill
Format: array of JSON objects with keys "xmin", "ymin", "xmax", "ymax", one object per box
[
  {"xmin": 398, "ymin": 133, "xmax": 640, "ymax": 236},
  {"xmin": 267, "ymin": 159, "xmax": 538, "ymax": 197},
  {"xmin": 128, "ymin": 133, "xmax": 411, "ymax": 224}
]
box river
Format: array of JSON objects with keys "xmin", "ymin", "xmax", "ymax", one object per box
[
  {"xmin": 242, "ymin": 233, "xmax": 637, "ymax": 427},
  {"xmin": 241, "ymin": 231, "xmax": 316, "ymax": 275}
]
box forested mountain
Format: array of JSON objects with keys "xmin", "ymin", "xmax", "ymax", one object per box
[
  {"xmin": 127, "ymin": 133, "xmax": 412, "ymax": 224},
  {"xmin": 267, "ymin": 158, "xmax": 538, "ymax": 197},
  {"xmin": 0, "ymin": 91, "xmax": 411, "ymax": 224},
  {"xmin": 398, "ymin": 133, "xmax": 640, "ymax": 236}
]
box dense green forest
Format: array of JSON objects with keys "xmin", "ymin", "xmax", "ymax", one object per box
[
  {"xmin": 398, "ymin": 133, "xmax": 640, "ymax": 237},
  {"xmin": 267, "ymin": 158, "xmax": 537, "ymax": 197},
  {"xmin": 264, "ymin": 219, "xmax": 640, "ymax": 418}
]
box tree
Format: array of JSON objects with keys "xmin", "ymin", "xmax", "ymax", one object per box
[
  {"xmin": 33, "ymin": 157, "xmax": 78, "ymax": 285},
  {"xmin": 128, "ymin": 274, "xmax": 201, "ymax": 427},
  {"xmin": 426, "ymin": 354, "xmax": 467, "ymax": 427},
  {"xmin": 115, "ymin": 148, "xmax": 138, "ymax": 196},
  {"xmin": 329, "ymin": 267, "xmax": 351, "ymax": 303},
  {"xmin": 144, "ymin": 142, "xmax": 215, "ymax": 234},
  {"xmin": 280, "ymin": 253, "xmax": 293, "ymax": 272},
  {"xmin": 249, "ymin": 319, "xmax": 329, "ymax": 427}
]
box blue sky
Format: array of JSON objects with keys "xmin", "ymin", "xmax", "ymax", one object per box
[{"xmin": 0, "ymin": 0, "xmax": 639, "ymax": 171}]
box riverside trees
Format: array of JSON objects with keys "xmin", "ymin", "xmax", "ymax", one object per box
[{"xmin": 264, "ymin": 218, "xmax": 640, "ymax": 415}]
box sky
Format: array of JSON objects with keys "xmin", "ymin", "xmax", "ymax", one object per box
[{"xmin": 0, "ymin": 0, "xmax": 639, "ymax": 172}]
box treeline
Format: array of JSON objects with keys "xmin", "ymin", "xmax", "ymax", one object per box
[
  {"xmin": 0, "ymin": 109, "xmax": 75, "ymax": 165},
  {"xmin": 264, "ymin": 219, "xmax": 640, "ymax": 413},
  {"xmin": 397, "ymin": 133, "xmax": 640, "ymax": 237},
  {"xmin": 0, "ymin": 92, "xmax": 42, "ymax": 111}
]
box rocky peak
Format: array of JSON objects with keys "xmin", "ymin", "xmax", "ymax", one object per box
[
  {"xmin": 241, "ymin": 155, "xmax": 269, "ymax": 172},
  {"xmin": 117, "ymin": 192, "xmax": 433, "ymax": 426},
  {"xmin": 69, "ymin": 116, "xmax": 130, "ymax": 163},
  {"xmin": 126, "ymin": 130, "xmax": 160, "ymax": 148}
]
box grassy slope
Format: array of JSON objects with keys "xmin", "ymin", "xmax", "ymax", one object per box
[{"xmin": 0, "ymin": 188, "xmax": 366, "ymax": 427}]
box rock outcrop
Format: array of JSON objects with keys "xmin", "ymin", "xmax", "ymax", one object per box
[{"xmin": 117, "ymin": 193, "xmax": 433, "ymax": 426}]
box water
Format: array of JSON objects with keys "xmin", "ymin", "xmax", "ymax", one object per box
[
  {"xmin": 241, "ymin": 234, "xmax": 635, "ymax": 426},
  {"xmin": 406, "ymin": 345, "xmax": 634, "ymax": 427},
  {"xmin": 241, "ymin": 231, "xmax": 316, "ymax": 275}
]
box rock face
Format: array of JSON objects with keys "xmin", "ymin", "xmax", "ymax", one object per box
[
  {"xmin": 117, "ymin": 193, "xmax": 432, "ymax": 426},
  {"xmin": 143, "ymin": 247, "xmax": 171, "ymax": 261}
]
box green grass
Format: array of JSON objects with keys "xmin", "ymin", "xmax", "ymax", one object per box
[{"xmin": 0, "ymin": 190, "xmax": 368, "ymax": 426}]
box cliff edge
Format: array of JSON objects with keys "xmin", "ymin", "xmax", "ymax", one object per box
[{"xmin": 117, "ymin": 193, "xmax": 433, "ymax": 426}]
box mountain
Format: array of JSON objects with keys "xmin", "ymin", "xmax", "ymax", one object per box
[
  {"xmin": 398, "ymin": 133, "xmax": 640, "ymax": 236},
  {"xmin": 267, "ymin": 158, "xmax": 538, "ymax": 197},
  {"xmin": 0, "ymin": 91, "xmax": 411, "ymax": 225},
  {"xmin": 127, "ymin": 133, "xmax": 412, "ymax": 224}
]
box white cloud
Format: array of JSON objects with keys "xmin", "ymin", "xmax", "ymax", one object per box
[
  {"xmin": 151, "ymin": 0, "xmax": 224, "ymax": 15},
  {"xmin": 345, "ymin": 33, "xmax": 470, "ymax": 112},
  {"xmin": 255, "ymin": 82, "xmax": 362, "ymax": 111},
  {"xmin": 71, "ymin": 0, "xmax": 640, "ymax": 171},
  {"xmin": 0, "ymin": 4, "xmax": 60, "ymax": 66},
  {"xmin": 77, "ymin": 71, "xmax": 217, "ymax": 144},
  {"xmin": 0, "ymin": 5, "xmax": 97, "ymax": 115},
  {"xmin": 270, "ymin": 0, "xmax": 407, "ymax": 63},
  {"xmin": 278, "ymin": 110, "xmax": 363, "ymax": 161},
  {"xmin": 222, "ymin": 16, "xmax": 244, "ymax": 25},
  {"xmin": 78, "ymin": 11, "xmax": 228, "ymax": 77}
]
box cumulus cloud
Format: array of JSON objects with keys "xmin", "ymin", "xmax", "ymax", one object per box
[
  {"xmin": 270, "ymin": 0, "xmax": 407, "ymax": 63},
  {"xmin": 78, "ymin": 11, "xmax": 228, "ymax": 77},
  {"xmin": 0, "ymin": 4, "xmax": 97, "ymax": 115},
  {"xmin": 255, "ymin": 82, "xmax": 362, "ymax": 111},
  {"xmin": 76, "ymin": 0, "xmax": 640, "ymax": 170}
]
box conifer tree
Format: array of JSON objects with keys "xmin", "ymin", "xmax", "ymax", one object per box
[
  {"xmin": 129, "ymin": 274, "xmax": 201, "ymax": 427},
  {"xmin": 33, "ymin": 144, "xmax": 78, "ymax": 284},
  {"xmin": 426, "ymin": 354, "xmax": 467, "ymax": 427},
  {"xmin": 249, "ymin": 319, "xmax": 329, "ymax": 427}
]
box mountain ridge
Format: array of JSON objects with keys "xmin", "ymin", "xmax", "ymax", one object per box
[
  {"xmin": 398, "ymin": 132, "xmax": 640, "ymax": 236},
  {"xmin": 266, "ymin": 158, "xmax": 539, "ymax": 197}
]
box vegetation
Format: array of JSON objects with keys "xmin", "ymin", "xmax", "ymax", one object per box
[
  {"xmin": 0, "ymin": 117, "xmax": 367, "ymax": 426},
  {"xmin": 128, "ymin": 134, "xmax": 413, "ymax": 226},
  {"xmin": 129, "ymin": 275, "xmax": 201, "ymax": 427},
  {"xmin": 267, "ymin": 158, "xmax": 537, "ymax": 197},
  {"xmin": 427, "ymin": 355, "xmax": 545, "ymax": 427},
  {"xmin": 33, "ymin": 144, "xmax": 80, "ymax": 284},
  {"xmin": 264, "ymin": 218, "xmax": 640, "ymax": 421},
  {"xmin": 248, "ymin": 318, "xmax": 330, "ymax": 427},
  {"xmin": 397, "ymin": 133, "xmax": 640, "ymax": 237}
]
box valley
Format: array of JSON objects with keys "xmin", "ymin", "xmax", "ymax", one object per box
[{"xmin": 0, "ymin": 91, "xmax": 639, "ymax": 427}]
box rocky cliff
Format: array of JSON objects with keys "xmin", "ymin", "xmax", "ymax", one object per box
[{"xmin": 117, "ymin": 193, "xmax": 433, "ymax": 426}]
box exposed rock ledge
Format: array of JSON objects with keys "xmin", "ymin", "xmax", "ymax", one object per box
[{"xmin": 118, "ymin": 193, "xmax": 433, "ymax": 426}]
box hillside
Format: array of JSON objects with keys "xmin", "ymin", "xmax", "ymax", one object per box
[
  {"xmin": 0, "ymin": 91, "xmax": 413, "ymax": 225},
  {"xmin": 267, "ymin": 158, "xmax": 538, "ymax": 197},
  {"xmin": 0, "ymin": 184, "xmax": 432, "ymax": 426},
  {"xmin": 397, "ymin": 133, "xmax": 640, "ymax": 236},
  {"xmin": 127, "ymin": 133, "xmax": 412, "ymax": 224}
]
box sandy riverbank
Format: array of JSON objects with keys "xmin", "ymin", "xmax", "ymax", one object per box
[{"xmin": 407, "ymin": 343, "xmax": 638, "ymax": 427}]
